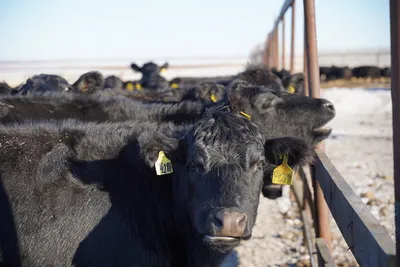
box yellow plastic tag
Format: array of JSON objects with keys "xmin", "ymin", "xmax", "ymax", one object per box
[
  {"xmin": 126, "ymin": 82, "xmax": 134, "ymax": 91},
  {"xmin": 160, "ymin": 68, "xmax": 166, "ymax": 73},
  {"xmin": 171, "ymin": 83, "xmax": 179, "ymax": 89},
  {"xmin": 272, "ymin": 154, "xmax": 293, "ymax": 185},
  {"xmin": 81, "ymin": 81, "xmax": 88, "ymax": 92},
  {"xmin": 287, "ymin": 85, "xmax": 295, "ymax": 94},
  {"xmin": 210, "ymin": 94, "xmax": 217, "ymax": 103},
  {"xmin": 155, "ymin": 151, "xmax": 174, "ymax": 175},
  {"xmin": 240, "ymin": 111, "xmax": 251, "ymax": 120},
  {"xmin": 136, "ymin": 83, "xmax": 142, "ymax": 90}
]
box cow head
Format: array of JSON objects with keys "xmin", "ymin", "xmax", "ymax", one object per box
[
  {"xmin": 165, "ymin": 108, "xmax": 314, "ymax": 252},
  {"xmin": 71, "ymin": 71, "xmax": 105, "ymax": 94},
  {"xmin": 227, "ymin": 82, "xmax": 335, "ymax": 147},
  {"xmin": 130, "ymin": 61, "xmax": 169, "ymax": 89},
  {"xmin": 281, "ymin": 73, "xmax": 305, "ymax": 95}
]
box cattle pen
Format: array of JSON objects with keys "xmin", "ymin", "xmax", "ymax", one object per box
[
  {"xmin": 0, "ymin": 1, "xmax": 396, "ymax": 267},
  {"xmin": 263, "ymin": 0, "xmax": 399, "ymax": 266}
]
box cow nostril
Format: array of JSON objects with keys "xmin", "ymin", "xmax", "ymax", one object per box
[
  {"xmin": 214, "ymin": 212, "xmax": 224, "ymax": 229},
  {"xmin": 323, "ymin": 102, "xmax": 335, "ymax": 112},
  {"xmin": 213, "ymin": 211, "xmax": 248, "ymax": 237},
  {"xmin": 236, "ymin": 213, "xmax": 247, "ymax": 229}
]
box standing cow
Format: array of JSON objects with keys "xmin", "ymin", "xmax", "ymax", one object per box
[{"xmin": 0, "ymin": 108, "xmax": 314, "ymax": 267}]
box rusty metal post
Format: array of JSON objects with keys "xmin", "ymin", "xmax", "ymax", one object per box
[
  {"xmin": 303, "ymin": 0, "xmax": 332, "ymax": 253},
  {"xmin": 389, "ymin": 0, "xmax": 400, "ymax": 264},
  {"xmin": 282, "ymin": 16, "xmax": 285, "ymax": 70},
  {"xmin": 303, "ymin": 22, "xmax": 309, "ymax": 96},
  {"xmin": 263, "ymin": 38, "xmax": 269, "ymax": 67},
  {"xmin": 290, "ymin": 1, "xmax": 296, "ymax": 74},
  {"xmin": 274, "ymin": 29, "xmax": 279, "ymax": 69},
  {"xmin": 268, "ymin": 37, "xmax": 273, "ymax": 68}
]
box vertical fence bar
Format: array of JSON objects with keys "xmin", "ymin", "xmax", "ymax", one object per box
[
  {"xmin": 303, "ymin": 22, "xmax": 309, "ymax": 96},
  {"xmin": 290, "ymin": 1, "xmax": 296, "ymax": 74},
  {"xmin": 282, "ymin": 16, "xmax": 286, "ymax": 70},
  {"xmin": 274, "ymin": 29, "xmax": 279, "ymax": 69},
  {"xmin": 390, "ymin": 0, "xmax": 400, "ymax": 264},
  {"xmin": 303, "ymin": 0, "xmax": 332, "ymax": 253}
]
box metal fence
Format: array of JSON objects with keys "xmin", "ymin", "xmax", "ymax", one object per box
[{"xmin": 263, "ymin": 0, "xmax": 397, "ymax": 266}]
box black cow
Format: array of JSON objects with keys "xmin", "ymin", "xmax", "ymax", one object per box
[
  {"xmin": 70, "ymin": 71, "xmax": 105, "ymax": 94},
  {"xmin": 130, "ymin": 61, "xmax": 169, "ymax": 90},
  {"xmin": 0, "ymin": 108, "xmax": 314, "ymax": 267},
  {"xmin": 351, "ymin": 65, "xmax": 381, "ymax": 78},
  {"xmin": 319, "ymin": 66, "xmax": 352, "ymax": 81},
  {"xmin": 0, "ymin": 93, "xmax": 206, "ymax": 125},
  {"xmin": 271, "ymin": 68, "xmax": 291, "ymax": 80},
  {"xmin": 0, "ymin": 79, "xmax": 335, "ymax": 148},
  {"xmin": 104, "ymin": 75, "xmax": 123, "ymax": 90},
  {"xmin": 16, "ymin": 71, "xmax": 104, "ymax": 95},
  {"xmin": 380, "ymin": 67, "xmax": 391, "ymax": 78}
]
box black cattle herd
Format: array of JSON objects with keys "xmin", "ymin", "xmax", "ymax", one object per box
[{"xmin": 0, "ymin": 61, "xmax": 340, "ymax": 266}]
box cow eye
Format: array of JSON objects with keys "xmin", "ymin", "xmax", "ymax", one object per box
[
  {"xmin": 251, "ymin": 159, "xmax": 264, "ymax": 170},
  {"xmin": 185, "ymin": 162, "xmax": 200, "ymax": 172}
]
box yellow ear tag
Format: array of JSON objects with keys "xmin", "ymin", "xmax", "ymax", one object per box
[
  {"xmin": 272, "ymin": 154, "xmax": 293, "ymax": 185},
  {"xmin": 171, "ymin": 83, "xmax": 179, "ymax": 89},
  {"xmin": 210, "ymin": 94, "xmax": 217, "ymax": 103},
  {"xmin": 126, "ymin": 82, "xmax": 134, "ymax": 91},
  {"xmin": 240, "ymin": 111, "xmax": 251, "ymax": 120},
  {"xmin": 155, "ymin": 151, "xmax": 174, "ymax": 176},
  {"xmin": 287, "ymin": 85, "xmax": 295, "ymax": 94},
  {"xmin": 160, "ymin": 68, "xmax": 166, "ymax": 73},
  {"xmin": 135, "ymin": 83, "xmax": 142, "ymax": 90}
]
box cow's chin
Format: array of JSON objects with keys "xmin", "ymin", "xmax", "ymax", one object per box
[{"xmin": 202, "ymin": 235, "xmax": 241, "ymax": 252}]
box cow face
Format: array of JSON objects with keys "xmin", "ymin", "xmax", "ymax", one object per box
[
  {"xmin": 130, "ymin": 61, "xmax": 169, "ymax": 89},
  {"xmin": 195, "ymin": 82, "xmax": 226, "ymax": 104},
  {"xmin": 173, "ymin": 109, "xmax": 314, "ymax": 252},
  {"xmin": 227, "ymin": 82, "xmax": 336, "ymax": 147},
  {"xmin": 71, "ymin": 71, "xmax": 105, "ymax": 94}
]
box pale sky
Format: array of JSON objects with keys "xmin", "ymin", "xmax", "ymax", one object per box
[{"xmin": 0, "ymin": 0, "xmax": 390, "ymax": 61}]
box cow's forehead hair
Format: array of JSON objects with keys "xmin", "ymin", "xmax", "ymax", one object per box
[{"xmin": 185, "ymin": 108, "xmax": 265, "ymax": 151}]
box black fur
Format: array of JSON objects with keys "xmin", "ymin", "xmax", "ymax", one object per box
[{"xmin": 0, "ymin": 108, "xmax": 314, "ymax": 266}]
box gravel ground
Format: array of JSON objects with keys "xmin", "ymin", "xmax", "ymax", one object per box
[{"xmin": 221, "ymin": 87, "xmax": 394, "ymax": 267}]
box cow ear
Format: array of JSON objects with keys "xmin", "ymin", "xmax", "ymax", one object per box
[
  {"xmin": 281, "ymin": 73, "xmax": 304, "ymax": 95},
  {"xmin": 130, "ymin": 63, "xmax": 142, "ymax": 73},
  {"xmin": 160, "ymin": 62, "xmax": 169, "ymax": 73},
  {"xmin": 253, "ymin": 91, "xmax": 283, "ymax": 114},
  {"xmin": 264, "ymin": 137, "xmax": 315, "ymax": 169}
]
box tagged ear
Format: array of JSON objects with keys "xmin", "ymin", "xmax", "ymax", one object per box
[
  {"xmin": 160, "ymin": 62, "xmax": 169, "ymax": 73},
  {"xmin": 264, "ymin": 137, "xmax": 315, "ymax": 169},
  {"xmin": 253, "ymin": 91, "xmax": 283, "ymax": 114},
  {"xmin": 281, "ymin": 73, "xmax": 304, "ymax": 95},
  {"xmin": 130, "ymin": 63, "xmax": 142, "ymax": 73}
]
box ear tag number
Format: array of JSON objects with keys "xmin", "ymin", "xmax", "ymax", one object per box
[
  {"xmin": 155, "ymin": 151, "xmax": 174, "ymax": 175},
  {"xmin": 135, "ymin": 83, "xmax": 142, "ymax": 90},
  {"xmin": 272, "ymin": 153, "xmax": 293, "ymax": 185},
  {"xmin": 160, "ymin": 68, "xmax": 166, "ymax": 73}
]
